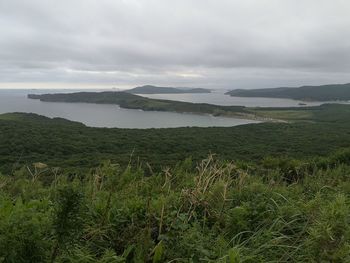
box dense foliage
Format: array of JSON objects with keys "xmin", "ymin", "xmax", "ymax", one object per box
[
  {"xmin": 1, "ymin": 152, "xmax": 350, "ymax": 262},
  {"xmin": 1, "ymin": 104, "xmax": 350, "ymax": 174},
  {"xmin": 226, "ymin": 83, "xmax": 350, "ymax": 101}
]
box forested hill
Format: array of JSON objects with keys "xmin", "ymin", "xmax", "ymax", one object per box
[
  {"xmin": 226, "ymin": 83, "xmax": 350, "ymax": 101},
  {"xmin": 1, "ymin": 103, "xmax": 350, "ymax": 173},
  {"xmin": 125, "ymin": 85, "xmax": 211, "ymax": 94}
]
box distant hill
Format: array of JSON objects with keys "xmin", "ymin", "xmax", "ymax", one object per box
[
  {"xmin": 126, "ymin": 85, "xmax": 211, "ymax": 94},
  {"xmin": 226, "ymin": 83, "xmax": 350, "ymax": 101}
]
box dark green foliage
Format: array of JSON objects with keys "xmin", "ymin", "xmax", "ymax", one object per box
[
  {"xmin": 0, "ymin": 197, "xmax": 51, "ymax": 263},
  {"xmin": 1, "ymin": 105, "xmax": 350, "ymax": 174},
  {"xmin": 51, "ymin": 185, "xmax": 85, "ymax": 260}
]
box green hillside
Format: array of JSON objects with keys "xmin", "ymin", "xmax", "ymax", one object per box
[
  {"xmin": 1, "ymin": 103, "xmax": 350, "ymax": 174},
  {"xmin": 226, "ymin": 83, "xmax": 350, "ymax": 101},
  {"xmin": 1, "ymin": 145, "xmax": 350, "ymax": 262}
]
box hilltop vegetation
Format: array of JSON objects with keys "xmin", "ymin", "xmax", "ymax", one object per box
[
  {"xmin": 1, "ymin": 151, "xmax": 350, "ymax": 262},
  {"xmin": 125, "ymin": 85, "xmax": 211, "ymax": 94},
  {"xmin": 226, "ymin": 83, "xmax": 350, "ymax": 101}
]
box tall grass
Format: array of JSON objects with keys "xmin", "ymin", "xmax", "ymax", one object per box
[{"xmin": 0, "ymin": 153, "xmax": 350, "ymax": 262}]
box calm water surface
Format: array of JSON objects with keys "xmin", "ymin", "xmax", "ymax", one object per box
[
  {"xmin": 138, "ymin": 90, "xmax": 337, "ymax": 107},
  {"xmin": 0, "ymin": 89, "xmax": 260, "ymax": 128}
]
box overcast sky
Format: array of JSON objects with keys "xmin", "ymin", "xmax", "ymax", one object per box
[{"xmin": 0, "ymin": 0, "xmax": 350, "ymax": 90}]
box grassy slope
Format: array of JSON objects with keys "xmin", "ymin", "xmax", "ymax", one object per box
[
  {"xmin": 1, "ymin": 152, "xmax": 350, "ymax": 262},
  {"xmin": 226, "ymin": 83, "xmax": 350, "ymax": 101}
]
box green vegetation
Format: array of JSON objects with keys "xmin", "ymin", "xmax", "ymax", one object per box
[
  {"xmin": 126, "ymin": 85, "xmax": 211, "ymax": 94},
  {"xmin": 1, "ymin": 151, "xmax": 350, "ymax": 262},
  {"xmin": 254, "ymin": 103, "xmax": 350, "ymax": 122},
  {"xmin": 226, "ymin": 83, "xmax": 350, "ymax": 101},
  {"xmin": 1, "ymin": 103, "xmax": 350, "ymax": 262},
  {"xmin": 1, "ymin": 103, "xmax": 350, "ymax": 174}
]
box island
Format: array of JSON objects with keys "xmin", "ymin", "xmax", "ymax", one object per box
[
  {"xmin": 125, "ymin": 85, "xmax": 211, "ymax": 94},
  {"xmin": 225, "ymin": 83, "xmax": 350, "ymax": 101}
]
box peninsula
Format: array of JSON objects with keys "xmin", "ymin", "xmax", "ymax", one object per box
[{"xmin": 226, "ymin": 83, "xmax": 350, "ymax": 101}]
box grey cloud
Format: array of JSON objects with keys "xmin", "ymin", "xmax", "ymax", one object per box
[{"xmin": 0, "ymin": 0, "xmax": 350, "ymax": 89}]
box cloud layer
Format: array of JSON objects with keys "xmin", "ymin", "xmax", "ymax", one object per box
[{"xmin": 1, "ymin": 0, "xmax": 350, "ymax": 89}]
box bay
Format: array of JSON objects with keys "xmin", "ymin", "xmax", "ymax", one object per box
[{"xmin": 0, "ymin": 89, "xmax": 259, "ymax": 128}]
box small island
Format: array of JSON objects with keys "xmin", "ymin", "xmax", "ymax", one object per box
[
  {"xmin": 125, "ymin": 85, "xmax": 211, "ymax": 94},
  {"xmin": 226, "ymin": 83, "xmax": 350, "ymax": 101}
]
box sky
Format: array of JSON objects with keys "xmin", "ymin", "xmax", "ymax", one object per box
[{"xmin": 0, "ymin": 0, "xmax": 350, "ymax": 90}]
